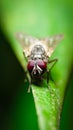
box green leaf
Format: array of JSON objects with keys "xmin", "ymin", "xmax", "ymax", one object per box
[
  {"xmin": 32, "ymin": 39, "xmax": 73, "ymax": 130},
  {"xmin": 1, "ymin": 0, "xmax": 73, "ymax": 130}
]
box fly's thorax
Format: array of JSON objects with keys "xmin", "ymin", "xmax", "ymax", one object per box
[
  {"xmin": 31, "ymin": 44, "xmax": 45, "ymax": 55},
  {"xmin": 32, "ymin": 54, "xmax": 48, "ymax": 61},
  {"xmin": 28, "ymin": 44, "xmax": 48, "ymax": 61}
]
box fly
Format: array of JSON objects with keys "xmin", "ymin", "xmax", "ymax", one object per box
[{"xmin": 16, "ymin": 33, "xmax": 63, "ymax": 92}]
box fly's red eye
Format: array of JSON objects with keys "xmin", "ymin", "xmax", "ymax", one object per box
[
  {"xmin": 27, "ymin": 59, "xmax": 47, "ymax": 74},
  {"xmin": 36, "ymin": 59, "xmax": 47, "ymax": 70},
  {"xmin": 27, "ymin": 60, "xmax": 34, "ymax": 72}
]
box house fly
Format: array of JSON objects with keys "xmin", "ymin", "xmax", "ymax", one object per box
[{"xmin": 16, "ymin": 33, "xmax": 63, "ymax": 92}]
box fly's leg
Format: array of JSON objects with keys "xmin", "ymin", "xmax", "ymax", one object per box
[
  {"xmin": 47, "ymin": 69, "xmax": 50, "ymax": 84},
  {"xmin": 23, "ymin": 51, "xmax": 31, "ymax": 93},
  {"xmin": 48, "ymin": 58, "xmax": 58, "ymax": 71},
  {"xmin": 47, "ymin": 58, "xmax": 58, "ymax": 90},
  {"xmin": 24, "ymin": 71, "xmax": 31, "ymax": 93},
  {"xmin": 26, "ymin": 70, "xmax": 33, "ymax": 93},
  {"xmin": 47, "ymin": 58, "xmax": 58, "ymax": 83},
  {"xmin": 23, "ymin": 50, "xmax": 28, "ymax": 62},
  {"xmin": 23, "ymin": 50, "xmax": 31, "ymax": 93},
  {"xmin": 27, "ymin": 78, "xmax": 32, "ymax": 93}
]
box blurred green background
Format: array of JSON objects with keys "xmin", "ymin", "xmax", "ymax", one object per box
[{"xmin": 0, "ymin": 0, "xmax": 73, "ymax": 130}]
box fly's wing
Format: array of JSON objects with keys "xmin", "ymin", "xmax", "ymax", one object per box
[
  {"xmin": 40, "ymin": 34, "xmax": 64, "ymax": 57},
  {"xmin": 16, "ymin": 32, "xmax": 38, "ymax": 57}
]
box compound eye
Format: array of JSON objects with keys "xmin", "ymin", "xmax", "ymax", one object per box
[
  {"xmin": 27, "ymin": 60, "xmax": 47, "ymax": 75},
  {"xmin": 27, "ymin": 60, "xmax": 34, "ymax": 72},
  {"xmin": 37, "ymin": 60, "xmax": 47, "ymax": 71}
]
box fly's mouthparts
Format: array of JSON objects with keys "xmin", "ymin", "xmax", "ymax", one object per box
[{"xmin": 32, "ymin": 62, "xmax": 43, "ymax": 75}]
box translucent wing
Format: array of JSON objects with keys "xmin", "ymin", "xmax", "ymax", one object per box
[
  {"xmin": 39, "ymin": 34, "xmax": 64, "ymax": 56},
  {"xmin": 16, "ymin": 32, "xmax": 39, "ymax": 56},
  {"xmin": 16, "ymin": 32, "xmax": 64, "ymax": 57}
]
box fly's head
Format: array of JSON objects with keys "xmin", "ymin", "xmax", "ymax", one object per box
[{"xmin": 27, "ymin": 59, "xmax": 47, "ymax": 77}]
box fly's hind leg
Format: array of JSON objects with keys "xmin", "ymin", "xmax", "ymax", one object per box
[
  {"xmin": 23, "ymin": 51, "xmax": 31, "ymax": 93},
  {"xmin": 27, "ymin": 79, "xmax": 32, "ymax": 93},
  {"xmin": 27, "ymin": 73, "xmax": 33, "ymax": 93},
  {"xmin": 47, "ymin": 69, "xmax": 50, "ymax": 84}
]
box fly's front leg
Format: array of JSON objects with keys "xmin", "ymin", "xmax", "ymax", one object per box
[
  {"xmin": 48, "ymin": 58, "xmax": 58, "ymax": 71},
  {"xmin": 47, "ymin": 58, "xmax": 58, "ymax": 83},
  {"xmin": 47, "ymin": 58, "xmax": 58, "ymax": 90}
]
